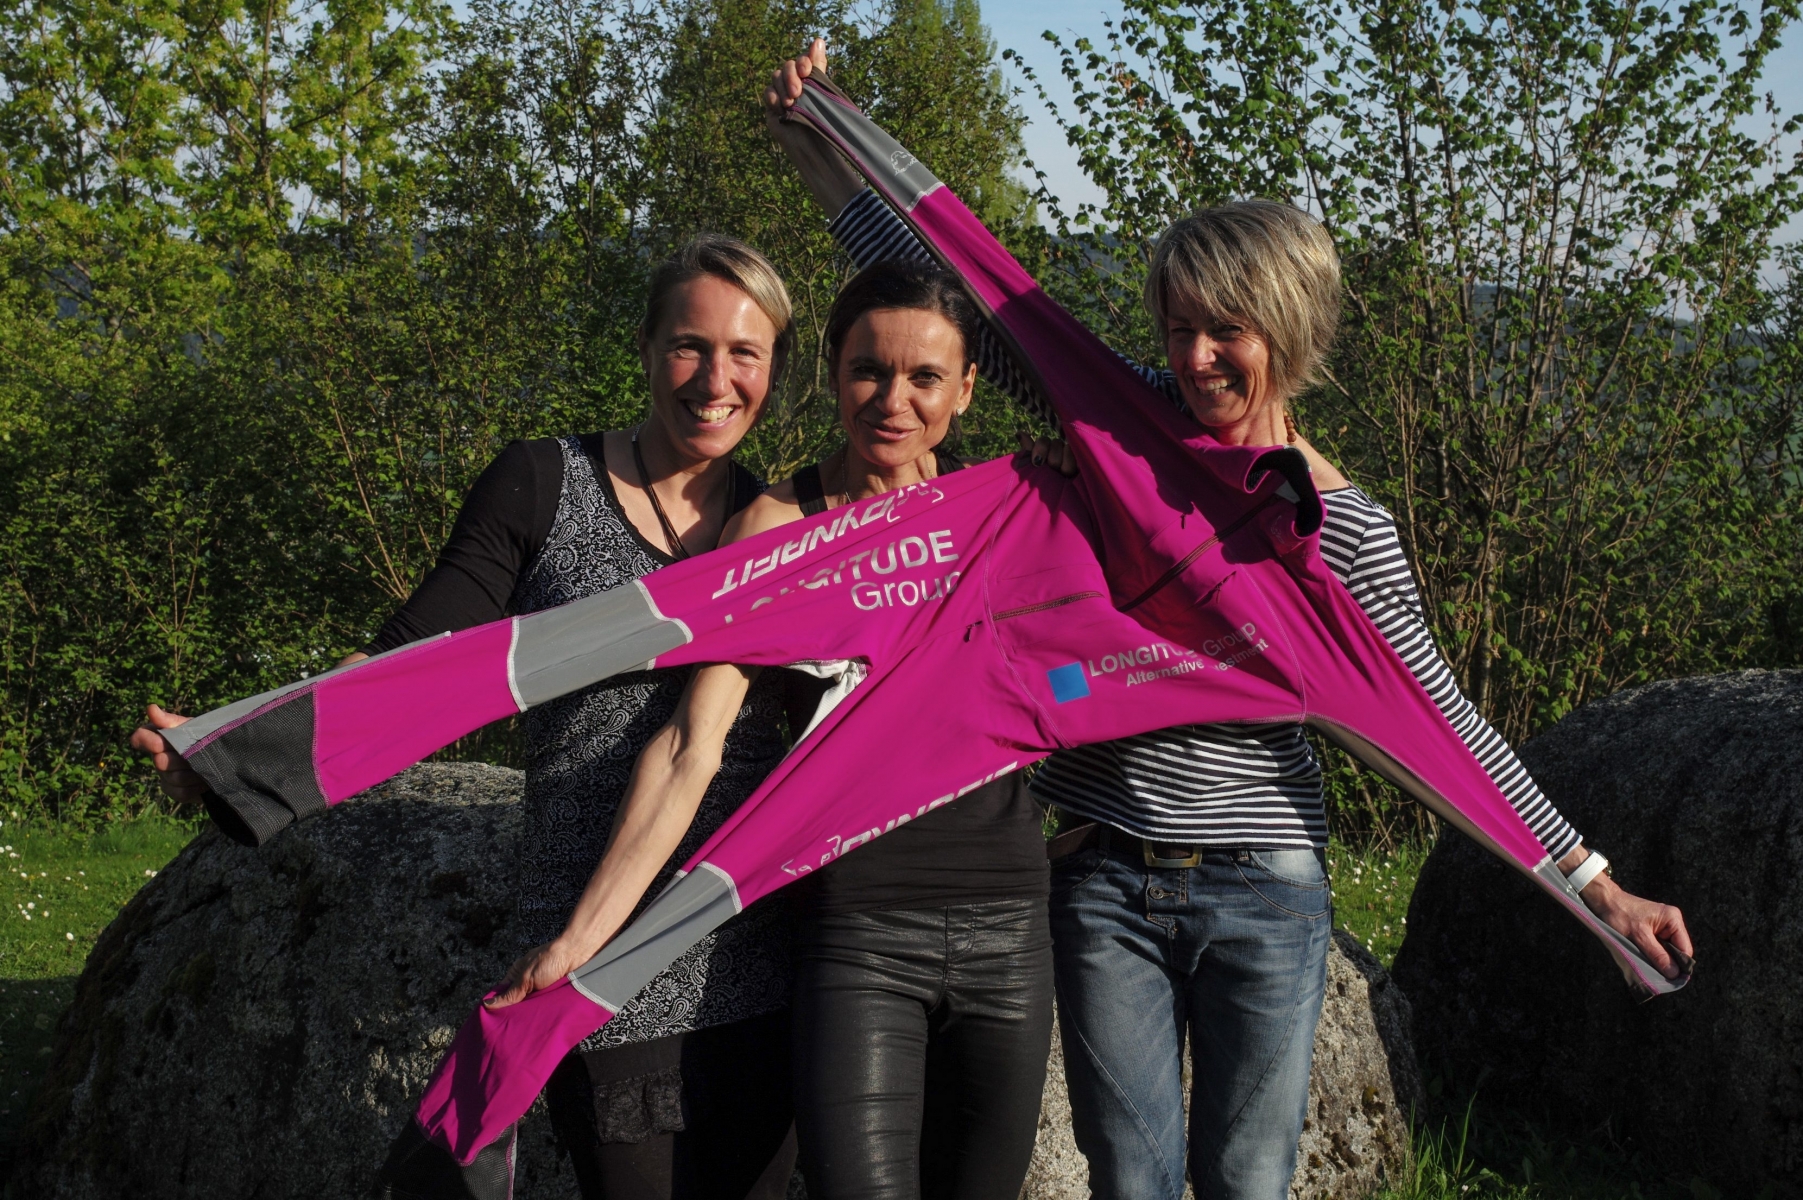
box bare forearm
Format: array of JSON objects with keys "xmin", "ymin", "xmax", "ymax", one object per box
[
  {"xmin": 483, "ymin": 714, "xmax": 730, "ymax": 1008},
  {"xmin": 556, "ymin": 729, "xmax": 719, "ymax": 953},
  {"xmin": 485, "ymin": 658, "xmax": 758, "ymax": 1006},
  {"xmin": 554, "ymin": 664, "xmax": 757, "ymax": 956}
]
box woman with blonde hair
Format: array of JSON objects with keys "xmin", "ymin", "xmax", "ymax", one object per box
[{"xmin": 136, "ymin": 234, "xmax": 806, "ymax": 1199}]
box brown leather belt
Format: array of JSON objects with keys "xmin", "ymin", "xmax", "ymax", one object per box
[{"xmin": 1046, "ymin": 821, "xmax": 1202, "ymax": 869}]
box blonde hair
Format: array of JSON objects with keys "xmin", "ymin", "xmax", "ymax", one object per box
[
  {"xmin": 1143, "ymin": 201, "xmax": 1341, "ymax": 400},
  {"xmin": 642, "ymin": 234, "xmax": 797, "ymax": 387}
]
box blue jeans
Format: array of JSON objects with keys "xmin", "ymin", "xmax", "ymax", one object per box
[{"xmin": 1048, "ymin": 844, "xmax": 1331, "ymax": 1200}]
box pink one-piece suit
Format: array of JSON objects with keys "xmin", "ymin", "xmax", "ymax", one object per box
[{"xmin": 161, "ymin": 76, "xmax": 1685, "ymax": 1168}]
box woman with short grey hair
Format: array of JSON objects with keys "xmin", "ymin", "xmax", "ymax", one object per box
[{"xmin": 768, "ymin": 39, "xmax": 1690, "ymax": 1200}]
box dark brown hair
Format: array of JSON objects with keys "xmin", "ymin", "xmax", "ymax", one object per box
[{"xmin": 823, "ymin": 260, "xmax": 983, "ymax": 374}]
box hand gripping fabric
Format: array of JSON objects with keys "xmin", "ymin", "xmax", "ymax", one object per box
[{"xmin": 161, "ymin": 79, "xmax": 1687, "ymax": 1168}]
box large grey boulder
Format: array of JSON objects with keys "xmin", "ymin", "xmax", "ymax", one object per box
[
  {"xmin": 7, "ymin": 762, "xmax": 579, "ymax": 1200},
  {"xmin": 1392, "ymin": 670, "xmax": 1803, "ymax": 1195},
  {"xmin": 1021, "ymin": 932, "xmax": 1420, "ymax": 1200},
  {"xmin": 10, "ymin": 760, "xmax": 1419, "ymax": 1199}
]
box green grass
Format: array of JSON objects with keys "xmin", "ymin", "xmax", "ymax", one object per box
[
  {"xmin": 1375, "ymin": 1100, "xmax": 1750, "ymax": 1200},
  {"xmin": 0, "ymin": 819, "xmax": 197, "ymax": 1166},
  {"xmin": 1329, "ymin": 839, "xmax": 1431, "ymax": 967}
]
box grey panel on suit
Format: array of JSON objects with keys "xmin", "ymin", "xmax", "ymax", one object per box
[
  {"xmin": 510, "ymin": 582, "xmax": 690, "ymax": 707},
  {"xmin": 568, "ymin": 868, "xmax": 740, "ymax": 1010},
  {"xmin": 794, "ymin": 89, "xmax": 944, "ymax": 211}
]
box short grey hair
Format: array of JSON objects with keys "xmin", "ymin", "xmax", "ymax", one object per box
[
  {"xmin": 1143, "ymin": 201, "xmax": 1341, "ymax": 400},
  {"xmin": 642, "ymin": 233, "xmax": 797, "ymax": 387}
]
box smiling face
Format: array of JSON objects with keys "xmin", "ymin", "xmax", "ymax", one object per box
[
  {"xmin": 833, "ymin": 307, "xmax": 976, "ymax": 469},
  {"xmin": 1163, "ymin": 293, "xmax": 1283, "ymax": 440},
  {"xmin": 637, "ymin": 275, "xmax": 779, "ymax": 463}
]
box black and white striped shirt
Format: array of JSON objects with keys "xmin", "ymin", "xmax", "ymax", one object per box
[{"xmin": 829, "ymin": 190, "xmax": 1580, "ymax": 858}]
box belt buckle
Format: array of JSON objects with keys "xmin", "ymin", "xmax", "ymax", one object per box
[{"xmin": 1142, "ymin": 840, "xmax": 1201, "ymax": 869}]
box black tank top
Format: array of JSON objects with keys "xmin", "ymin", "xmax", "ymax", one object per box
[
  {"xmin": 789, "ymin": 447, "xmax": 961, "ymax": 517},
  {"xmin": 789, "ymin": 453, "xmax": 1050, "ymax": 916}
]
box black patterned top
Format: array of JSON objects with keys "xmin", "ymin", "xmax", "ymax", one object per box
[
  {"xmin": 509, "ymin": 435, "xmax": 793, "ymax": 1048},
  {"xmin": 367, "ymin": 432, "xmax": 793, "ymax": 1049}
]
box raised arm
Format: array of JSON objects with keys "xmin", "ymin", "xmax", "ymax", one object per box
[
  {"xmin": 765, "ymin": 41, "xmax": 865, "ymax": 219},
  {"xmin": 766, "ymin": 42, "xmax": 1057, "ymax": 427}
]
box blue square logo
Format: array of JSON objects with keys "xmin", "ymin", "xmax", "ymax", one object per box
[{"xmin": 1047, "ymin": 662, "xmax": 1090, "ymax": 703}]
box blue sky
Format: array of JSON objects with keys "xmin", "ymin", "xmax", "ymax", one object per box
[
  {"xmin": 979, "ymin": 0, "xmax": 1803, "ymax": 242},
  {"xmin": 977, "ymin": 0, "xmax": 1114, "ymax": 212}
]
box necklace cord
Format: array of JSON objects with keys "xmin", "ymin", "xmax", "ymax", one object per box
[
  {"xmin": 632, "ymin": 426, "xmax": 707, "ymax": 561},
  {"xmin": 833, "ymin": 450, "xmax": 851, "ymax": 508}
]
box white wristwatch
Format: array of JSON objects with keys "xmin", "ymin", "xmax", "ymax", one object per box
[{"xmin": 1565, "ymin": 851, "xmax": 1610, "ymax": 893}]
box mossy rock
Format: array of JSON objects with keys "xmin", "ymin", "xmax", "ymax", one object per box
[
  {"xmin": 5, "ymin": 763, "xmax": 577, "ymax": 1200},
  {"xmin": 1394, "ymin": 669, "xmax": 1803, "ymax": 1196}
]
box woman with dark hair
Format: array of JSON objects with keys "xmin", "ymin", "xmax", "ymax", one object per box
[
  {"xmin": 488, "ymin": 258, "xmax": 1071, "ymax": 1199},
  {"xmin": 134, "ymin": 235, "xmax": 805, "ymax": 1200}
]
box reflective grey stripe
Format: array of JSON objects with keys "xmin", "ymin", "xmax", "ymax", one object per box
[
  {"xmin": 792, "ymin": 89, "xmax": 943, "ymax": 212},
  {"xmin": 160, "ymin": 632, "xmax": 454, "ymax": 756},
  {"xmin": 505, "ymin": 619, "xmax": 525, "ymax": 712},
  {"xmin": 567, "ymin": 862, "xmax": 742, "ymax": 1010},
  {"xmin": 509, "ymin": 580, "xmax": 691, "ymax": 708}
]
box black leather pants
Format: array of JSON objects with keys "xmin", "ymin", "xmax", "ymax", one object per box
[{"xmin": 792, "ymin": 899, "xmax": 1054, "ymax": 1200}]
